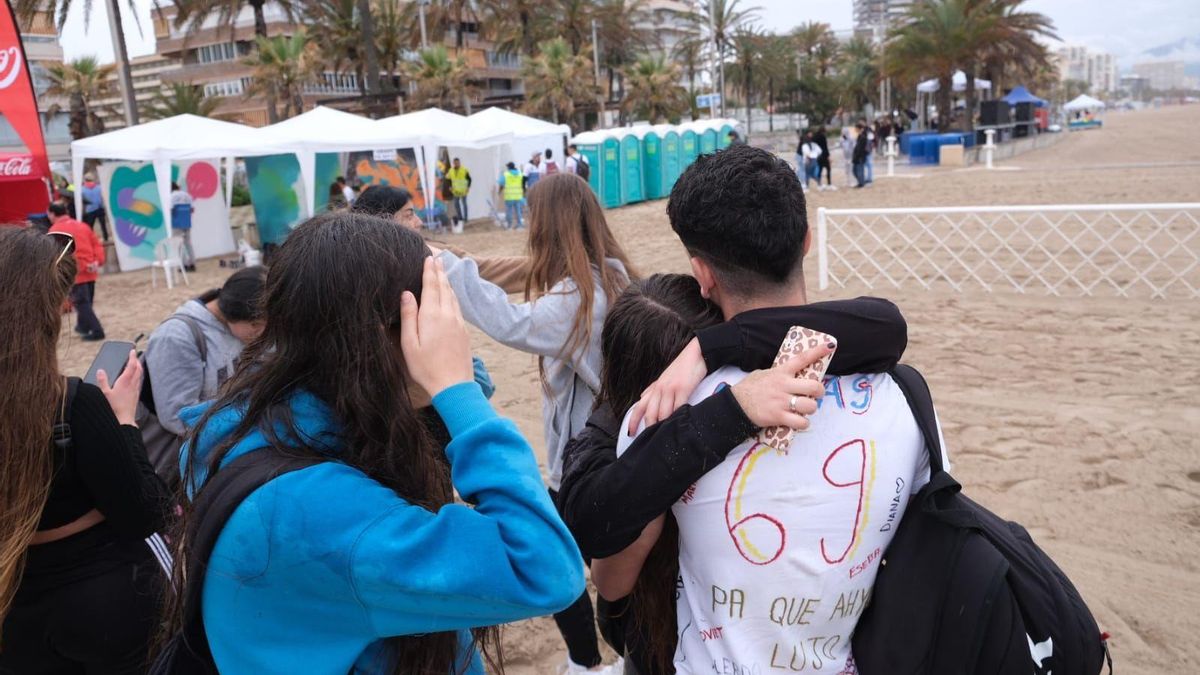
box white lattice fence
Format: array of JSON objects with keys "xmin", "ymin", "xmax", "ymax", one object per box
[{"xmin": 816, "ymin": 203, "xmax": 1200, "ymax": 298}]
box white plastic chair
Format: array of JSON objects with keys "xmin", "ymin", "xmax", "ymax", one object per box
[{"xmin": 151, "ymin": 235, "xmax": 190, "ymax": 290}]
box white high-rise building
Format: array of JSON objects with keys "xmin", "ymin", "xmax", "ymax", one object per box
[
  {"xmin": 853, "ymin": 0, "xmax": 914, "ymax": 38},
  {"xmin": 1054, "ymin": 46, "xmax": 1118, "ymax": 95},
  {"xmin": 1132, "ymin": 60, "xmax": 1188, "ymax": 91}
]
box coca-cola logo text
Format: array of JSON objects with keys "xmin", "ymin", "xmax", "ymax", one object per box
[
  {"xmin": 0, "ymin": 46, "xmax": 21, "ymax": 90},
  {"xmin": 0, "ymin": 156, "xmax": 33, "ymax": 176}
]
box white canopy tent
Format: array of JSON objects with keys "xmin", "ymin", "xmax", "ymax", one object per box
[
  {"xmin": 461, "ymin": 108, "xmax": 572, "ymax": 223},
  {"xmin": 1063, "ymin": 94, "xmax": 1106, "ymax": 111},
  {"xmin": 376, "ymin": 108, "xmax": 513, "ymax": 223},
  {"xmin": 257, "ymin": 106, "xmax": 427, "ymax": 217},
  {"xmin": 70, "ymin": 114, "xmax": 293, "ymax": 233}
]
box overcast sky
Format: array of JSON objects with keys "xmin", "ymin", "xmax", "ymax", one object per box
[{"xmin": 59, "ymin": 0, "xmax": 1200, "ymax": 68}]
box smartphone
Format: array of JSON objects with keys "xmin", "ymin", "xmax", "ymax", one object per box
[
  {"xmin": 756, "ymin": 326, "xmax": 837, "ymax": 452},
  {"xmin": 84, "ymin": 341, "xmax": 136, "ymax": 386}
]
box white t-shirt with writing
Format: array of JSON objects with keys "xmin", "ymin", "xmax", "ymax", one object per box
[{"xmin": 619, "ymin": 369, "xmax": 934, "ymax": 674}]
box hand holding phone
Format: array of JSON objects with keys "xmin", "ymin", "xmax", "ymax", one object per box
[
  {"xmin": 85, "ymin": 345, "xmax": 143, "ymax": 426},
  {"xmin": 753, "ymin": 326, "xmax": 837, "ymax": 452}
]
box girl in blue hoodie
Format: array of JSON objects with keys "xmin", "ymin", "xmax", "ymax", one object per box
[{"xmin": 174, "ymin": 212, "xmax": 585, "ymax": 674}]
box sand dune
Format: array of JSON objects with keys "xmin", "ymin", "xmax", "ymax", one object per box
[{"xmin": 59, "ymin": 104, "xmax": 1200, "ymax": 674}]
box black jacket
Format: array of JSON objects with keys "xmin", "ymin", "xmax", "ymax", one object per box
[
  {"xmin": 853, "ymin": 130, "xmax": 871, "ymax": 164},
  {"xmin": 557, "ymin": 297, "xmax": 907, "ymax": 561}
]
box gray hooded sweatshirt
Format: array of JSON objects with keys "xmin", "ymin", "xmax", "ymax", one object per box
[
  {"xmin": 439, "ymin": 250, "xmax": 627, "ymax": 490},
  {"xmin": 145, "ymin": 299, "xmax": 246, "ymax": 436}
]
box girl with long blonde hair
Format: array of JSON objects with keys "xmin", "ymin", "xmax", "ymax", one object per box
[
  {"xmin": 432, "ymin": 172, "xmax": 635, "ymax": 673},
  {"xmin": 0, "ymin": 225, "xmax": 169, "ymax": 673}
]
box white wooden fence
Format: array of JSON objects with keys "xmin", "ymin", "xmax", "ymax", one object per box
[{"xmin": 816, "ymin": 203, "xmax": 1200, "ymax": 298}]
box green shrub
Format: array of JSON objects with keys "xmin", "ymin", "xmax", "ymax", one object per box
[{"xmin": 231, "ymin": 184, "xmax": 252, "ymax": 207}]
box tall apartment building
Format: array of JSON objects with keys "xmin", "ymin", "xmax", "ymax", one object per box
[
  {"xmin": 0, "ymin": 4, "xmax": 72, "ymax": 161},
  {"xmin": 95, "ymin": 51, "xmax": 182, "ymax": 130},
  {"xmin": 1054, "ymin": 46, "xmax": 1117, "ymax": 95},
  {"xmin": 1132, "ymin": 60, "xmax": 1187, "ymax": 91},
  {"xmin": 853, "ymin": 0, "xmax": 914, "ymax": 39},
  {"xmin": 154, "ymin": 2, "xmax": 361, "ymax": 126}
]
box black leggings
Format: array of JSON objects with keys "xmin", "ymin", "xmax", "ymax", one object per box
[
  {"xmin": 0, "ymin": 548, "xmax": 164, "ymax": 675},
  {"xmin": 549, "ymin": 488, "xmax": 604, "ymax": 668}
]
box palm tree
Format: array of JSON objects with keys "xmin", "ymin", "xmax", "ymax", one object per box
[
  {"xmin": 791, "ymin": 21, "xmax": 839, "ymax": 76},
  {"xmin": 594, "ymin": 0, "xmax": 655, "ymax": 116},
  {"xmin": 672, "ymin": 36, "xmax": 706, "ymax": 119},
  {"xmin": 522, "ymin": 37, "xmax": 598, "ymax": 125},
  {"xmin": 479, "ymin": 0, "xmax": 549, "ymax": 59},
  {"xmin": 143, "ymin": 83, "xmax": 222, "ymax": 119},
  {"xmin": 729, "ymin": 26, "xmax": 763, "ymax": 132},
  {"xmin": 305, "ymin": 0, "xmax": 366, "ymax": 94},
  {"xmin": 374, "ymin": 0, "xmax": 406, "ymax": 88},
  {"xmin": 839, "ymin": 36, "xmax": 880, "ymax": 111},
  {"xmin": 173, "ymin": 0, "xmax": 302, "ymax": 122},
  {"xmin": 15, "ymin": 0, "xmax": 140, "ymax": 126},
  {"xmin": 972, "ymin": 0, "xmax": 1057, "ymax": 103},
  {"xmin": 243, "ymin": 30, "xmax": 318, "ymax": 120},
  {"xmin": 555, "ymin": 0, "xmax": 595, "ymax": 56},
  {"xmin": 404, "ymin": 45, "xmax": 473, "ymax": 110},
  {"xmin": 44, "ymin": 57, "xmax": 115, "ymax": 139},
  {"xmin": 887, "ymin": 0, "xmax": 1055, "ymax": 132},
  {"xmin": 690, "ymin": 0, "xmax": 760, "ymax": 117},
  {"xmin": 622, "ymin": 56, "xmax": 688, "ymax": 122},
  {"xmin": 886, "ymin": 0, "xmax": 974, "ymax": 131}
]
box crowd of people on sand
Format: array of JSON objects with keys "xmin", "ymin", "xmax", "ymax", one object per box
[
  {"xmin": 325, "ymin": 145, "xmax": 592, "ymax": 234},
  {"xmin": 1, "ymin": 138, "xmax": 1108, "ymax": 675},
  {"xmin": 792, "ymin": 115, "xmax": 904, "ymax": 192}
]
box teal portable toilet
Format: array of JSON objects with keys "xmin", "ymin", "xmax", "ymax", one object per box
[
  {"xmin": 640, "ymin": 126, "xmax": 667, "ymax": 200},
  {"xmin": 570, "ymin": 130, "xmax": 605, "ymax": 198},
  {"xmin": 619, "ymin": 130, "xmax": 644, "ymax": 204},
  {"xmin": 699, "ymin": 126, "xmax": 718, "ymax": 155},
  {"xmin": 680, "ymin": 128, "xmax": 699, "ymax": 169},
  {"xmin": 602, "ymin": 135, "xmax": 622, "ymax": 207},
  {"xmin": 718, "ymin": 121, "xmax": 735, "ymax": 149},
  {"xmin": 662, "ymin": 128, "xmax": 681, "ymax": 190}
]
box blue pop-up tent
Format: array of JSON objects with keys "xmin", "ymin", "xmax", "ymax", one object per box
[{"xmin": 1002, "ymin": 85, "xmax": 1047, "ymax": 108}]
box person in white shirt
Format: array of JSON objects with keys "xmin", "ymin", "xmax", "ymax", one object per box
[
  {"xmin": 565, "ymin": 144, "xmax": 587, "ymax": 175},
  {"xmin": 594, "ymin": 145, "xmax": 935, "ymax": 674},
  {"xmin": 524, "ymin": 153, "xmax": 543, "ymax": 191},
  {"xmin": 336, "ymin": 176, "xmax": 356, "ymax": 205},
  {"xmin": 800, "ymin": 131, "xmax": 824, "ymax": 192}
]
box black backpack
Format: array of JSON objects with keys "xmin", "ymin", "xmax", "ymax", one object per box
[
  {"xmin": 852, "ymin": 365, "xmax": 1112, "ymax": 675},
  {"xmin": 576, "ymin": 156, "xmax": 591, "ymax": 182},
  {"xmin": 149, "ymin": 451, "xmax": 325, "ymax": 674},
  {"xmin": 138, "ymin": 314, "xmax": 208, "ymax": 486}
]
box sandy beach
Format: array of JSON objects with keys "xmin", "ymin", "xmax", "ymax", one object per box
[{"xmin": 59, "ymin": 104, "xmax": 1200, "ymax": 674}]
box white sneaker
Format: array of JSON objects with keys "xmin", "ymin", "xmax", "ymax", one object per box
[{"xmin": 827, "ymin": 185, "xmax": 839, "ymax": 191}]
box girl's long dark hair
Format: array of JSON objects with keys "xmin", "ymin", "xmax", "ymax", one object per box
[
  {"xmin": 597, "ymin": 274, "xmax": 722, "ymax": 674},
  {"xmin": 163, "ymin": 212, "xmax": 501, "ymax": 674}
]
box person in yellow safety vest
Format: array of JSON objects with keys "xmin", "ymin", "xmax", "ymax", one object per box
[
  {"xmin": 497, "ymin": 161, "xmax": 525, "ymax": 230},
  {"xmin": 447, "ymin": 158, "xmax": 472, "ymax": 229}
]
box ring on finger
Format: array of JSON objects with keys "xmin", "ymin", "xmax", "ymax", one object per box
[{"xmin": 788, "ymin": 394, "xmax": 799, "ymax": 413}]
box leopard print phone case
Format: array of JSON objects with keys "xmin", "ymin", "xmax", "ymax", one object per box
[{"xmin": 756, "ymin": 325, "xmax": 836, "ymax": 452}]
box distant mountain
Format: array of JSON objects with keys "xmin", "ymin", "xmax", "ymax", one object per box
[
  {"xmin": 1138, "ymin": 36, "xmax": 1200, "ymax": 77},
  {"xmin": 1142, "ymin": 36, "xmax": 1200, "ymax": 59}
]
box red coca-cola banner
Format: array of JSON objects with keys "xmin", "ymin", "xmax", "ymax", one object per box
[
  {"xmin": 0, "ymin": 1, "xmax": 50, "ymax": 178},
  {"xmin": 0, "ymin": 151, "xmax": 37, "ymax": 180}
]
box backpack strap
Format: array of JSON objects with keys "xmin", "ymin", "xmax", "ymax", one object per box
[
  {"xmin": 161, "ymin": 314, "xmax": 208, "ymax": 366},
  {"xmin": 889, "ymin": 364, "xmax": 945, "ymax": 475},
  {"xmin": 53, "ymin": 377, "xmax": 81, "ymax": 452},
  {"xmin": 176, "ymin": 451, "xmax": 325, "ymax": 669}
]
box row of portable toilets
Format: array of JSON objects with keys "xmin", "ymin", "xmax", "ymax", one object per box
[{"xmin": 571, "ymin": 118, "xmax": 740, "ymax": 209}]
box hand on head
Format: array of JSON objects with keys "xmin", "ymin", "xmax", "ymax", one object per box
[{"xmin": 399, "ymin": 257, "xmax": 473, "ymax": 398}]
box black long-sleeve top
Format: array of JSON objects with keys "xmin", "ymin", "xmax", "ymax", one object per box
[
  {"xmin": 38, "ymin": 381, "xmax": 170, "ymax": 539},
  {"xmin": 557, "ymin": 297, "xmax": 906, "ymax": 560}
]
